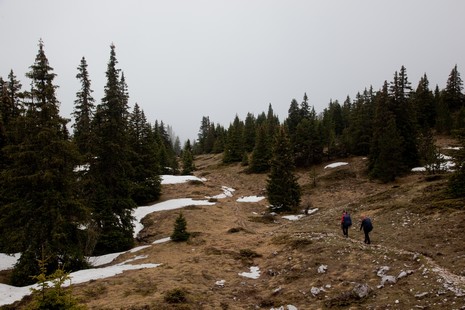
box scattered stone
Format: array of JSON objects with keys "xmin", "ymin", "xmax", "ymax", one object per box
[
  {"xmin": 352, "ymin": 283, "xmax": 371, "ymax": 298},
  {"xmin": 215, "ymin": 279, "xmax": 225, "ymax": 287},
  {"xmin": 272, "ymin": 287, "xmax": 282, "ymax": 295},
  {"xmin": 415, "ymin": 292, "xmax": 429, "ymax": 298},
  {"xmin": 311, "ymin": 287, "xmax": 321, "ymax": 295},
  {"xmin": 397, "ymin": 270, "xmax": 414, "ymax": 279},
  {"xmin": 377, "ymin": 266, "xmax": 390, "ymax": 276},
  {"xmin": 380, "ymin": 275, "xmax": 397, "ymax": 286},
  {"xmin": 318, "ymin": 264, "xmax": 328, "ymax": 273}
]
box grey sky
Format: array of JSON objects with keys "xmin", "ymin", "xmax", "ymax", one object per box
[{"xmin": 1, "ymin": 0, "xmax": 464, "ymax": 143}]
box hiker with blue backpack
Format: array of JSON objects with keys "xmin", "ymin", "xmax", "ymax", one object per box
[
  {"xmin": 341, "ymin": 210, "xmax": 352, "ymax": 238},
  {"xmin": 360, "ymin": 215, "xmax": 373, "ymax": 244}
]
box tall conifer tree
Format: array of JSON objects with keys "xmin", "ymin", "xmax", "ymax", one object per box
[
  {"xmin": 0, "ymin": 40, "xmax": 88, "ymax": 285},
  {"xmin": 90, "ymin": 44, "xmax": 135, "ymax": 255},
  {"xmin": 128, "ymin": 104, "xmax": 161, "ymax": 204},
  {"xmin": 73, "ymin": 57, "xmax": 95, "ymax": 160},
  {"xmin": 223, "ymin": 115, "xmax": 244, "ymax": 163},
  {"xmin": 266, "ymin": 126, "xmax": 301, "ymax": 212}
]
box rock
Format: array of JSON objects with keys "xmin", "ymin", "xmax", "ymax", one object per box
[
  {"xmin": 381, "ymin": 275, "xmax": 397, "ymax": 285},
  {"xmin": 415, "ymin": 292, "xmax": 429, "ymax": 298},
  {"xmin": 311, "ymin": 287, "xmax": 321, "ymax": 295},
  {"xmin": 318, "ymin": 264, "xmax": 328, "ymax": 273},
  {"xmin": 397, "ymin": 271, "xmax": 408, "ymax": 279},
  {"xmin": 215, "ymin": 279, "xmax": 225, "ymax": 287},
  {"xmin": 272, "ymin": 287, "xmax": 282, "ymax": 295},
  {"xmin": 377, "ymin": 266, "xmax": 390, "ymax": 276},
  {"xmin": 352, "ymin": 283, "xmax": 371, "ymax": 298}
]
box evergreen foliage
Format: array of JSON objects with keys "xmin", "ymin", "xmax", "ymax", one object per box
[
  {"xmin": 72, "ymin": 57, "xmax": 95, "ymax": 160},
  {"xmin": 266, "ymin": 126, "xmax": 301, "ymax": 212},
  {"xmin": 28, "ymin": 258, "xmax": 86, "ymax": 309},
  {"xmin": 171, "ymin": 212, "xmax": 190, "ymax": 242},
  {"xmin": 88, "ymin": 44, "xmax": 136, "ymax": 255},
  {"xmin": 243, "ymin": 112, "xmax": 256, "ymax": 153},
  {"xmin": 223, "ymin": 115, "xmax": 244, "ymax": 163},
  {"xmin": 444, "ymin": 65, "xmax": 464, "ymax": 113},
  {"xmin": 181, "ymin": 140, "xmax": 195, "ymax": 175},
  {"xmin": 0, "ymin": 40, "xmax": 89, "ymax": 286},
  {"xmin": 249, "ymin": 124, "xmax": 271, "ymax": 173},
  {"xmin": 128, "ymin": 104, "xmax": 161, "ymax": 205},
  {"xmin": 448, "ymin": 129, "xmax": 465, "ymax": 198},
  {"xmin": 369, "ymin": 82, "xmax": 404, "ymax": 182},
  {"xmin": 412, "ymin": 74, "xmax": 436, "ymax": 129}
]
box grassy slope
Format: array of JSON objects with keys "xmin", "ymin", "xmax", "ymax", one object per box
[{"xmin": 11, "ymin": 146, "xmax": 465, "ymax": 309}]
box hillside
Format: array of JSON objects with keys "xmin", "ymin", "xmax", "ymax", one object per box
[{"xmin": 10, "ymin": 143, "xmax": 465, "ymax": 309}]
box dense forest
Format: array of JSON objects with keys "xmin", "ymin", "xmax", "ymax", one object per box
[
  {"xmin": 194, "ymin": 64, "xmax": 465, "ymax": 185},
  {"xmin": 0, "ymin": 41, "xmax": 184, "ymax": 286},
  {"xmin": 0, "ymin": 40, "xmax": 464, "ymax": 287}
]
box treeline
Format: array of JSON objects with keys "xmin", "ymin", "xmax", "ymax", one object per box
[
  {"xmin": 0, "ymin": 41, "xmax": 188, "ymax": 286},
  {"xmin": 195, "ymin": 65, "xmax": 465, "ymax": 183}
]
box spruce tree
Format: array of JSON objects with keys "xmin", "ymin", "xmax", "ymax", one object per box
[
  {"xmin": 128, "ymin": 104, "xmax": 161, "ymax": 204},
  {"xmin": 171, "ymin": 212, "xmax": 190, "ymax": 242},
  {"xmin": 389, "ymin": 66, "xmax": 419, "ymax": 170},
  {"xmin": 448, "ymin": 129, "xmax": 465, "ymax": 197},
  {"xmin": 249, "ymin": 124, "xmax": 271, "ymax": 173},
  {"xmin": 412, "ymin": 74, "xmax": 436, "ymax": 129},
  {"xmin": 285, "ymin": 98, "xmax": 302, "ymax": 143},
  {"xmin": 223, "ymin": 115, "xmax": 244, "ymax": 163},
  {"xmin": 0, "ymin": 40, "xmax": 88, "ymax": 285},
  {"xmin": 155, "ymin": 120, "xmax": 179, "ymax": 174},
  {"xmin": 266, "ymin": 126, "xmax": 301, "ymax": 212},
  {"xmin": 72, "ymin": 56, "xmax": 95, "ymax": 160},
  {"xmin": 369, "ymin": 82, "xmax": 404, "ymax": 182},
  {"xmin": 369, "ymin": 112, "xmax": 404, "ymax": 182},
  {"xmin": 90, "ymin": 44, "xmax": 135, "ymax": 255},
  {"xmin": 444, "ymin": 65, "xmax": 464, "ymax": 113},
  {"xmin": 243, "ymin": 112, "xmax": 256, "ymax": 153},
  {"xmin": 349, "ymin": 88, "xmax": 375, "ymax": 156},
  {"xmin": 181, "ymin": 139, "xmax": 195, "ymax": 175}
]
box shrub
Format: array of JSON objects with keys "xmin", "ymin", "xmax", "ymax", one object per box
[
  {"xmin": 164, "ymin": 288, "xmax": 188, "ymax": 304},
  {"xmin": 171, "ymin": 213, "xmax": 190, "ymax": 242}
]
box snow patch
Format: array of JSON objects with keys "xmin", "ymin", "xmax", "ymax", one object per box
[
  {"xmin": 282, "ymin": 215, "xmax": 304, "ymax": 221},
  {"xmin": 161, "ymin": 175, "xmax": 206, "ymax": 184},
  {"xmin": 324, "ymin": 162, "xmax": 348, "ymax": 169},
  {"xmin": 238, "ymin": 266, "xmax": 260, "ymax": 279},
  {"xmin": 237, "ymin": 195, "xmax": 265, "ymax": 202}
]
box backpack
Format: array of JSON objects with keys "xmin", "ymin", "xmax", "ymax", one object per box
[
  {"xmin": 364, "ymin": 218, "xmax": 373, "ymax": 232},
  {"xmin": 343, "ymin": 213, "xmax": 352, "ymax": 227}
]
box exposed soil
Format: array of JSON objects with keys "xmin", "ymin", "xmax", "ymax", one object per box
[{"xmin": 8, "ymin": 141, "xmax": 465, "ymax": 309}]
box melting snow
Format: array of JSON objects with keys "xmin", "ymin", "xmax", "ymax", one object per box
[
  {"xmin": 161, "ymin": 175, "xmax": 206, "ymax": 184},
  {"xmin": 238, "ymin": 266, "xmax": 260, "ymax": 279},
  {"xmin": 153, "ymin": 237, "xmax": 171, "ymax": 244},
  {"xmin": 133, "ymin": 198, "xmax": 215, "ymax": 237},
  {"xmin": 237, "ymin": 195, "xmax": 265, "ymax": 202},
  {"xmin": 207, "ymin": 186, "xmax": 236, "ymax": 199},
  {"xmin": 324, "ymin": 162, "xmax": 348, "ymax": 169},
  {"xmin": 282, "ymin": 215, "xmax": 305, "ymax": 221}
]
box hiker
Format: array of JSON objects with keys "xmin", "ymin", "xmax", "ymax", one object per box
[
  {"xmin": 341, "ymin": 210, "xmax": 352, "ymax": 237},
  {"xmin": 360, "ymin": 215, "xmax": 373, "ymax": 244}
]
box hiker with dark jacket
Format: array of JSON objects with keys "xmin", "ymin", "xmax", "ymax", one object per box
[
  {"xmin": 360, "ymin": 215, "xmax": 373, "ymax": 244},
  {"xmin": 341, "ymin": 210, "xmax": 352, "ymax": 238}
]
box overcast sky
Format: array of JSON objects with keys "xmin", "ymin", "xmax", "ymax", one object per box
[{"xmin": 1, "ymin": 0, "xmax": 464, "ymax": 143}]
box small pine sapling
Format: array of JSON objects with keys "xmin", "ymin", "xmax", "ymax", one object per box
[{"xmin": 171, "ymin": 212, "xmax": 190, "ymax": 242}]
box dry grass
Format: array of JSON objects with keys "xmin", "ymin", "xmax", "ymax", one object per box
[{"xmin": 8, "ymin": 142, "xmax": 465, "ymax": 309}]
